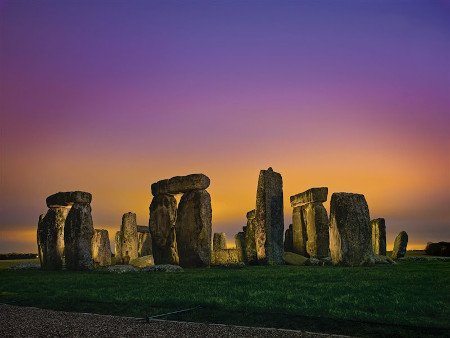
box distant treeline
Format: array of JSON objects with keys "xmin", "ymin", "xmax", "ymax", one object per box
[{"xmin": 0, "ymin": 253, "xmax": 38, "ymax": 260}]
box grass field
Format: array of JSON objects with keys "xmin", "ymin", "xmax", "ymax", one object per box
[{"xmin": 1, "ymin": 255, "xmax": 449, "ymax": 337}]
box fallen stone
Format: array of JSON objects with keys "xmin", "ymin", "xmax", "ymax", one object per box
[
  {"xmin": 46, "ymin": 191, "xmax": 92, "ymax": 207},
  {"xmin": 371, "ymin": 218, "xmax": 387, "ymax": 256},
  {"xmin": 10, "ymin": 263, "xmax": 41, "ymax": 270},
  {"xmin": 138, "ymin": 231, "xmax": 152, "ymax": 257},
  {"xmin": 373, "ymin": 255, "xmax": 395, "ymax": 265},
  {"xmin": 290, "ymin": 187, "xmax": 328, "ymax": 207},
  {"xmin": 130, "ymin": 255, "xmax": 155, "ymax": 268},
  {"xmin": 92, "ymin": 229, "xmax": 112, "ymax": 267},
  {"xmin": 175, "ymin": 189, "xmax": 212, "ymax": 267},
  {"xmin": 329, "ymin": 192, "xmax": 374, "ymax": 266},
  {"xmin": 213, "ymin": 233, "xmax": 227, "ymax": 250},
  {"xmin": 244, "ymin": 209, "xmax": 258, "ymax": 264},
  {"xmin": 392, "ymin": 231, "xmax": 408, "ymax": 260},
  {"xmin": 120, "ymin": 212, "xmax": 139, "ymax": 264},
  {"xmin": 141, "ymin": 264, "xmax": 184, "ymax": 272},
  {"xmin": 425, "ymin": 242, "xmax": 450, "ymax": 257},
  {"xmin": 106, "ymin": 265, "xmax": 138, "ymax": 273},
  {"xmin": 283, "ymin": 252, "xmax": 308, "ymax": 266},
  {"xmin": 292, "ymin": 206, "xmax": 308, "ymax": 256},
  {"xmin": 255, "ymin": 167, "xmax": 284, "ymax": 265},
  {"xmin": 212, "ymin": 249, "xmax": 241, "ymax": 266},
  {"xmin": 151, "ymin": 174, "xmax": 210, "ymax": 196},
  {"xmin": 284, "ymin": 224, "xmax": 293, "ymax": 253},
  {"xmin": 305, "ymin": 257, "xmax": 323, "ymax": 266}
]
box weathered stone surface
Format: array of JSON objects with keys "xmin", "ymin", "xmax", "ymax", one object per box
[
  {"xmin": 64, "ymin": 203, "xmax": 94, "ymax": 270},
  {"xmin": 149, "ymin": 194, "xmax": 177, "ymax": 264},
  {"xmin": 235, "ymin": 232, "xmax": 245, "ymax": 262},
  {"xmin": 39, "ymin": 207, "xmax": 69, "ymax": 270},
  {"xmin": 92, "ymin": 229, "xmax": 111, "ymax": 267},
  {"xmin": 283, "ymin": 252, "xmax": 308, "ymax": 266},
  {"xmin": 255, "ymin": 167, "xmax": 284, "ymax": 265},
  {"xmin": 137, "ymin": 225, "xmax": 149, "ymax": 233},
  {"xmin": 120, "ymin": 212, "xmax": 138, "ymax": 264},
  {"xmin": 373, "ymin": 255, "xmax": 395, "ymax": 265},
  {"xmin": 167, "ymin": 226, "xmax": 179, "ymax": 265},
  {"xmin": 175, "ymin": 189, "xmax": 212, "ymax": 267},
  {"xmin": 212, "ymin": 249, "xmax": 241, "ymax": 266},
  {"xmin": 37, "ymin": 214, "xmax": 45, "ymax": 266},
  {"xmin": 244, "ymin": 209, "xmax": 257, "ymax": 264},
  {"xmin": 292, "ymin": 206, "xmax": 308, "ymax": 256},
  {"xmin": 138, "ymin": 231, "xmax": 152, "ymax": 257},
  {"xmin": 329, "ymin": 193, "xmax": 374, "ymax": 266},
  {"xmin": 46, "ymin": 191, "xmax": 92, "ymax": 207},
  {"xmin": 290, "ymin": 187, "xmax": 328, "ymax": 207},
  {"xmin": 425, "ymin": 242, "xmax": 450, "ymax": 257},
  {"xmin": 114, "ymin": 231, "xmax": 122, "ymax": 262},
  {"xmin": 213, "ymin": 233, "xmax": 227, "ymax": 250},
  {"xmin": 141, "ymin": 264, "xmax": 184, "ymax": 272},
  {"xmin": 284, "ymin": 224, "xmax": 293, "ymax": 252},
  {"xmin": 303, "ymin": 202, "xmax": 329, "ymax": 258},
  {"xmin": 106, "ymin": 265, "xmax": 138, "ymax": 273},
  {"xmin": 371, "ymin": 218, "xmax": 387, "ymax": 256},
  {"xmin": 130, "ymin": 255, "xmax": 155, "ymax": 268},
  {"xmin": 305, "ymin": 257, "xmax": 323, "ymax": 266},
  {"xmin": 151, "ymin": 174, "xmax": 210, "ymax": 196},
  {"xmin": 392, "ymin": 231, "xmax": 408, "ymax": 259}
]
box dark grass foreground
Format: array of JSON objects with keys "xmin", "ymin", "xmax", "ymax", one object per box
[{"xmin": 1, "ymin": 259, "xmax": 449, "ymax": 337}]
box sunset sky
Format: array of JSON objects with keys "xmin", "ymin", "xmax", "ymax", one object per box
[{"xmin": 1, "ymin": 0, "xmax": 449, "ymax": 253}]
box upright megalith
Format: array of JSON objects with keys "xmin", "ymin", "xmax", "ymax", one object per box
[
  {"xmin": 151, "ymin": 174, "xmax": 210, "ymax": 196},
  {"xmin": 176, "ymin": 189, "xmax": 212, "ymax": 267},
  {"xmin": 137, "ymin": 226, "xmax": 152, "ymax": 257},
  {"xmin": 290, "ymin": 188, "xmax": 329, "ymax": 258},
  {"xmin": 114, "ymin": 231, "xmax": 122, "ymax": 262},
  {"xmin": 244, "ymin": 210, "xmax": 258, "ymax": 264},
  {"xmin": 213, "ymin": 233, "xmax": 227, "ymax": 250},
  {"xmin": 284, "ymin": 224, "xmax": 293, "ymax": 253},
  {"xmin": 371, "ymin": 218, "xmax": 387, "ymax": 256},
  {"xmin": 392, "ymin": 231, "xmax": 408, "ymax": 259},
  {"xmin": 120, "ymin": 212, "xmax": 138, "ymax": 264},
  {"xmin": 255, "ymin": 167, "xmax": 284, "ymax": 265},
  {"xmin": 92, "ymin": 229, "xmax": 111, "ymax": 267},
  {"xmin": 329, "ymin": 192, "xmax": 374, "ymax": 266},
  {"xmin": 235, "ymin": 232, "xmax": 245, "ymax": 262},
  {"xmin": 37, "ymin": 214, "xmax": 45, "ymax": 266},
  {"xmin": 149, "ymin": 194, "xmax": 177, "ymax": 264}
]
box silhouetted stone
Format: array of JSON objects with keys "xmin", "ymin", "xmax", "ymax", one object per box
[
  {"xmin": 235, "ymin": 232, "xmax": 245, "ymax": 262},
  {"xmin": 64, "ymin": 203, "xmax": 94, "ymax": 270},
  {"xmin": 290, "ymin": 187, "xmax": 328, "ymax": 207},
  {"xmin": 284, "ymin": 224, "xmax": 293, "ymax": 252},
  {"xmin": 120, "ymin": 212, "xmax": 138, "ymax": 264},
  {"xmin": 371, "ymin": 218, "xmax": 387, "ymax": 256},
  {"xmin": 292, "ymin": 206, "xmax": 307, "ymax": 256},
  {"xmin": 283, "ymin": 252, "xmax": 308, "ymax": 266},
  {"xmin": 130, "ymin": 255, "xmax": 155, "ymax": 268},
  {"xmin": 149, "ymin": 194, "xmax": 177, "ymax": 264},
  {"xmin": 46, "ymin": 191, "xmax": 92, "ymax": 207},
  {"xmin": 425, "ymin": 242, "xmax": 450, "ymax": 257},
  {"xmin": 212, "ymin": 249, "xmax": 241, "ymax": 266},
  {"xmin": 138, "ymin": 231, "xmax": 152, "ymax": 257},
  {"xmin": 329, "ymin": 193, "xmax": 374, "ymax": 266},
  {"xmin": 255, "ymin": 167, "xmax": 284, "ymax": 265},
  {"xmin": 37, "ymin": 214, "xmax": 45, "ymax": 266},
  {"xmin": 151, "ymin": 174, "xmax": 210, "ymax": 196},
  {"xmin": 92, "ymin": 229, "xmax": 111, "ymax": 267},
  {"xmin": 114, "ymin": 231, "xmax": 122, "ymax": 262},
  {"xmin": 392, "ymin": 231, "xmax": 408, "ymax": 259},
  {"xmin": 244, "ymin": 210, "xmax": 257, "ymax": 264},
  {"xmin": 213, "ymin": 232, "xmax": 227, "ymax": 250},
  {"xmin": 175, "ymin": 189, "xmax": 212, "ymax": 267}
]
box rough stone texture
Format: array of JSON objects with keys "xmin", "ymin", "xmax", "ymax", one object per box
[
  {"xmin": 425, "ymin": 242, "xmax": 450, "ymax": 257},
  {"xmin": 213, "ymin": 232, "xmax": 227, "ymax": 250},
  {"xmin": 92, "ymin": 229, "xmax": 112, "ymax": 267},
  {"xmin": 329, "ymin": 193, "xmax": 374, "ymax": 266},
  {"xmin": 39, "ymin": 207, "xmax": 69, "ymax": 270},
  {"xmin": 106, "ymin": 265, "xmax": 138, "ymax": 273},
  {"xmin": 149, "ymin": 194, "xmax": 177, "ymax": 264},
  {"xmin": 371, "ymin": 218, "xmax": 387, "ymax": 256},
  {"xmin": 284, "ymin": 224, "xmax": 293, "ymax": 252},
  {"xmin": 235, "ymin": 232, "xmax": 245, "ymax": 262},
  {"xmin": 175, "ymin": 189, "xmax": 212, "ymax": 267},
  {"xmin": 283, "ymin": 252, "xmax": 308, "ymax": 266},
  {"xmin": 64, "ymin": 203, "xmax": 94, "ymax": 270},
  {"xmin": 212, "ymin": 249, "xmax": 241, "ymax": 265},
  {"xmin": 120, "ymin": 212, "xmax": 138, "ymax": 264},
  {"xmin": 303, "ymin": 202, "xmax": 329, "ymax": 258},
  {"xmin": 114, "ymin": 231, "xmax": 122, "ymax": 262},
  {"xmin": 292, "ymin": 206, "xmax": 308, "ymax": 256},
  {"xmin": 290, "ymin": 187, "xmax": 328, "ymax": 207},
  {"xmin": 46, "ymin": 191, "xmax": 92, "ymax": 207},
  {"xmin": 137, "ymin": 225, "xmax": 149, "ymax": 233},
  {"xmin": 138, "ymin": 231, "xmax": 153, "ymax": 257},
  {"xmin": 392, "ymin": 231, "xmax": 408, "ymax": 260},
  {"xmin": 167, "ymin": 226, "xmax": 179, "ymax": 265},
  {"xmin": 36, "ymin": 214, "xmax": 45, "ymax": 266},
  {"xmin": 244, "ymin": 209, "xmax": 258, "ymax": 264},
  {"xmin": 373, "ymin": 255, "xmax": 395, "ymax": 265},
  {"xmin": 255, "ymin": 167, "xmax": 284, "ymax": 265},
  {"xmin": 130, "ymin": 255, "xmax": 155, "ymax": 268},
  {"xmin": 141, "ymin": 264, "xmax": 184, "ymax": 272},
  {"xmin": 151, "ymin": 174, "xmax": 210, "ymax": 196}
]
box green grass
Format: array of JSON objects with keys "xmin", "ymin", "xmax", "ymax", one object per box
[{"xmin": 1, "ymin": 258, "xmax": 449, "ymax": 337}]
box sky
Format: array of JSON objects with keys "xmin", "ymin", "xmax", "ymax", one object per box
[{"xmin": 0, "ymin": 0, "xmax": 449, "ymax": 253}]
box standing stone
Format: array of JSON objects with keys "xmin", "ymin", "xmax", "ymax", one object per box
[
  {"xmin": 292, "ymin": 206, "xmax": 307, "ymax": 256},
  {"xmin": 244, "ymin": 210, "xmax": 258, "ymax": 264},
  {"xmin": 213, "ymin": 233, "xmax": 227, "ymax": 250},
  {"xmin": 392, "ymin": 231, "xmax": 408, "ymax": 259},
  {"xmin": 138, "ymin": 231, "xmax": 152, "ymax": 257},
  {"xmin": 114, "ymin": 231, "xmax": 122, "ymax": 262},
  {"xmin": 64, "ymin": 203, "xmax": 94, "ymax": 270},
  {"xmin": 175, "ymin": 189, "xmax": 212, "ymax": 267},
  {"xmin": 329, "ymin": 193, "xmax": 374, "ymax": 266},
  {"xmin": 37, "ymin": 214, "xmax": 45, "ymax": 266},
  {"xmin": 371, "ymin": 218, "xmax": 387, "ymax": 256},
  {"xmin": 149, "ymin": 194, "xmax": 177, "ymax": 264},
  {"xmin": 167, "ymin": 226, "xmax": 179, "ymax": 265},
  {"xmin": 255, "ymin": 167, "xmax": 284, "ymax": 265},
  {"xmin": 39, "ymin": 207, "xmax": 69, "ymax": 270},
  {"xmin": 120, "ymin": 212, "xmax": 138, "ymax": 264},
  {"xmin": 92, "ymin": 229, "xmax": 112, "ymax": 267},
  {"xmin": 235, "ymin": 232, "xmax": 245, "ymax": 262},
  {"xmin": 284, "ymin": 224, "xmax": 293, "ymax": 252}
]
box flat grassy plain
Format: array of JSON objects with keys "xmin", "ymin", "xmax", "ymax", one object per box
[{"xmin": 1, "ymin": 256, "xmax": 449, "ymax": 337}]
